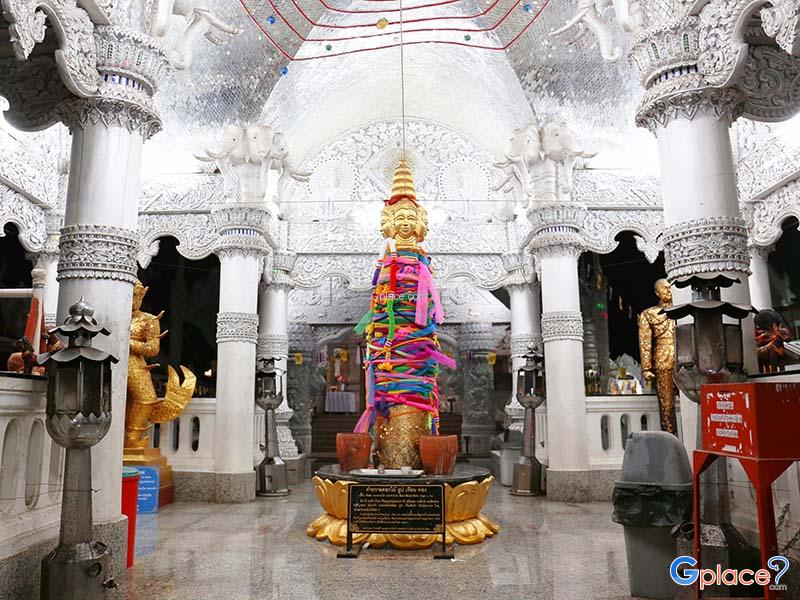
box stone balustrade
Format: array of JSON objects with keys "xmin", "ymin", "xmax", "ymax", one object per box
[{"xmin": 0, "ymin": 375, "xmax": 63, "ymax": 559}]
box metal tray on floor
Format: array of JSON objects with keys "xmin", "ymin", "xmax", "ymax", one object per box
[{"xmin": 349, "ymin": 468, "xmax": 424, "ymax": 477}]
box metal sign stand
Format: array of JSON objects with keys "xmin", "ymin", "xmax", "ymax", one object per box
[{"xmin": 337, "ymin": 483, "xmax": 453, "ymax": 560}]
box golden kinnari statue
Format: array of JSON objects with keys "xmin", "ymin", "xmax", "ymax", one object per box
[
  {"xmin": 124, "ymin": 280, "xmax": 196, "ymax": 501},
  {"xmin": 637, "ymin": 278, "xmax": 677, "ymax": 434}
]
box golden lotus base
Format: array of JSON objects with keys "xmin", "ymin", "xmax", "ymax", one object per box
[
  {"xmin": 306, "ymin": 475, "xmax": 499, "ymax": 549},
  {"xmin": 123, "ymin": 447, "xmax": 174, "ymax": 507}
]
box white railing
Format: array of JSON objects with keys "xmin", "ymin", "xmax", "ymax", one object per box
[
  {"xmin": 155, "ymin": 398, "xmax": 216, "ymax": 471},
  {"xmin": 155, "ymin": 399, "xmax": 266, "ymax": 470},
  {"xmin": 0, "ymin": 375, "xmax": 62, "ymax": 559},
  {"xmin": 534, "ymin": 395, "xmax": 682, "ymax": 469}
]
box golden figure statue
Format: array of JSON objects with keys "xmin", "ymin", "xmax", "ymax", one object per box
[
  {"xmin": 638, "ymin": 278, "xmax": 677, "ymax": 434},
  {"xmin": 125, "ymin": 280, "xmax": 196, "ymax": 476}
]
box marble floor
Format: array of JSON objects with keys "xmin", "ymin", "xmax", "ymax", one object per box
[{"xmin": 125, "ymin": 480, "xmax": 638, "ymax": 600}]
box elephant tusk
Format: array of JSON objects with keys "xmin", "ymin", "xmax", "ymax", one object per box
[
  {"xmin": 193, "ymin": 153, "xmax": 216, "ymax": 162},
  {"xmin": 550, "ymin": 9, "xmax": 591, "ymax": 36}
]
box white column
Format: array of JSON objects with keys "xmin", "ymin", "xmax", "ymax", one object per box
[
  {"xmin": 56, "ymin": 118, "xmax": 147, "ymax": 525},
  {"xmin": 538, "ymin": 250, "xmax": 590, "ymax": 495},
  {"xmin": 39, "ymin": 211, "xmax": 62, "ymax": 327},
  {"xmin": 211, "ymin": 204, "xmax": 271, "ymax": 502},
  {"xmin": 506, "ymin": 281, "xmax": 542, "ymax": 430},
  {"xmin": 748, "ymin": 244, "xmax": 773, "ymax": 311},
  {"xmin": 653, "ymin": 103, "xmax": 757, "ymax": 373},
  {"xmin": 257, "ymin": 253, "xmax": 299, "ymax": 458}
]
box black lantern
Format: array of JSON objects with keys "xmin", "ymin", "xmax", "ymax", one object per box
[
  {"xmin": 511, "ymin": 346, "xmax": 546, "ymax": 496},
  {"xmin": 254, "ymin": 357, "xmax": 289, "ymax": 496},
  {"xmin": 38, "ymin": 299, "xmax": 119, "ymax": 599},
  {"xmin": 664, "ymin": 274, "xmax": 753, "ymax": 407},
  {"xmin": 664, "ymin": 274, "xmax": 754, "ymax": 569}
]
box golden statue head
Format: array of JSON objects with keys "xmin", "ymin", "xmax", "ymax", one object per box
[
  {"xmin": 654, "ymin": 278, "xmax": 672, "ymax": 305},
  {"xmin": 132, "ymin": 279, "xmax": 149, "ymax": 312},
  {"xmin": 380, "ymin": 159, "xmax": 428, "ymax": 249}
]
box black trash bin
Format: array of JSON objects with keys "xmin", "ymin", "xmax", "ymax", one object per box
[{"xmin": 612, "ymin": 431, "xmax": 693, "ymax": 599}]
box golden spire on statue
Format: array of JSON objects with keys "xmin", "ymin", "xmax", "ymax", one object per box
[{"xmin": 389, "ymin": 158, "xmax": 417, "ymax": 204}]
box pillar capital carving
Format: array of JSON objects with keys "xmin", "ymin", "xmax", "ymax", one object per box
[
  {"xmin": 216, "ymin": 312, "xmax": 259, "ymax": 345},
  {"xmin": 663, "ymin": 216, "xmax": 750, "ymax": 280},
  {"xmin": 636, "ymin": 85, "xmax": 746, "ymax": 133},
  {"xmin": 459, "ymin": 322, "xmax": 496, "ymax": 352},
  {"xmin": 265, "ymin": 250, "xmax": 297, "ymax": 289},
  {"xmin": 541, "ymin": 311, "xmax": 583, "ymax": 343},
  {"xmin": 55, "ymin": 27, "xmax": 167, "ymax": 139},
  {"xmin": 57, "ymin": 224, "xmax": 139, "ymax": 284},
  {"xmin": 748, "ymin": 242, "xmax": 774, "ymax": 261},
  {"xmin": 526, "ymin": 203, "xmax": 588, "ymax": 259},
  {"xmin": 213, "ymin": 203, "xmax": 272, "ymax": 259},
  {"xmin": 502, "ymin": 252, "xmax": 535, "ymax": 286}
]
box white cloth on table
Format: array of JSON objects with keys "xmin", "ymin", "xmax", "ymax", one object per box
[{"xmin": 325, "ymin": 391, "xmax": 356, "ymax": 413}]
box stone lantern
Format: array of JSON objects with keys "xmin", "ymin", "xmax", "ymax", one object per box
[
  {"xmin": 38, "ymin": 298, "xmax": 119, "ymax": 599},
  {"xmin": 511, "ymin": 346, "xmax": 546, "ymax": 496},
  {"xmin": 254, "ymin": 357, "xmax": 289, "ymax": 496}
]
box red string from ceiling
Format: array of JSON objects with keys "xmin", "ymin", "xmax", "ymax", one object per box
[{"xmin": 238, "ymin": 0, "xmax": 550, "ymax": 60}]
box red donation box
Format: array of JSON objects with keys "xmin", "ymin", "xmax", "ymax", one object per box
[
  {"xmin": 695, "ymin": 383, "xmax": 800, "ymax": 600},
  {"xmin": 702, "ymin": 383, "xmax": 800, "ymax": 460}
]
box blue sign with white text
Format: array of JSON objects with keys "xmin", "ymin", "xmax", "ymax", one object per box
[{"xmin": 135, "ymin": 466, "xmax": 160, "ymax": 514}]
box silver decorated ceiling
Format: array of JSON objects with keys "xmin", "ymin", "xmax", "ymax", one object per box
[{"xmin": 147, "ymin": 0, "xmax": 660, "ymax": 173}]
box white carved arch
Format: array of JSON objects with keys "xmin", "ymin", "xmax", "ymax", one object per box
[
  {"xmin": 0, "ymin": 186, "xmax": 46, "ymax": 252},
  {"xmin": 581, "ymin": 209, "xmax": 664, "ymax": 263},
  {"xmin": 746, "ymin": 179, "xmax": 800, "ymax": 245},
  {"xmin": 136, "ymin": 212, "xmax": 217, "ymax": 268}
]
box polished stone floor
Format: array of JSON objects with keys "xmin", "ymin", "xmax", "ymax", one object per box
[{"xmin": 125, "ymin": 480, "xmax": 637, "ymax": 600}]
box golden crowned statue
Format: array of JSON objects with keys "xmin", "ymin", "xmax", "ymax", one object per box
[
  {"xmin": 637, "ymin": 278, "xmax": 677, "ymax": 434},
  {"xmin": 354, "ymin": 160, "xmax": 455, "ymax": 468},
  {"xmin": 124, "ymin": 280, "xmax": 196, "ymax": 502}
]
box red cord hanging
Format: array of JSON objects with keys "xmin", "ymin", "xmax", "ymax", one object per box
[{"xmin": 238, "ymin": 0, "xmax": 551, "ymax": 60}]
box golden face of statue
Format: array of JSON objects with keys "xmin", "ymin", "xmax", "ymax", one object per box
[
  {"xmin": 132, "ymin": 280, "xmax": 148, "ymax": 312},
  {"xmin": 380, "ymin": 198, "xmax": 428, "ymax": 248},
  {"xmin": 654, "ymin": 279, "xmax": 672, "ymax": 305}
]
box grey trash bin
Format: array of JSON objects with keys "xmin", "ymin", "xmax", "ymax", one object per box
[{"xmin": 612, "ymin": 431, "xmax": 693, "ymax": 600}]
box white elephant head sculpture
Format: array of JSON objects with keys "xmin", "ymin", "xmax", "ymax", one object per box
[
  {"xmin": 550, "ymin": 0, "xmax": 644, "ymax": 63},
  {"xmin": 493, "ymin": 122, "xmax": 543, "ymax": 204},
  {"xmin": 540, "ymin": 120, "xmax": 594, "ymax": 162},
  {"xmin": 197, "ymin": 124, "xmax": 310, "ymax": 204},
  {"xmin": 197, "ymin": 124, "xmax": 248, "ymax": 165},
  {"xmin": 540, "ymin": 119, "xmax": 595, "ymax": 195}
]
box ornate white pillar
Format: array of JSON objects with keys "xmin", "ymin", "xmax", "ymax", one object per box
[
  {"xmin": 748, "ymin": 243, "xmax": 773, "ymax": 311},
  {"xmin": 257, "ymin": 252, "xmax": 299, "ymax": 459},
  {"xmin": 212, "ymin": 204, "xmax": 270, "ymax": 502},
  {"xmin": 529, "ymin": 205, "xmax": 591, "ymax": 501},
  {"xmin": 54, "ymin": 28, "xmax": 164, "ymax": 550},
  {"xmin": 503, "ymin": 253, "xmax": 541, "ymax": 431},
  {"xmin": 287, "ymin": 323, "xmax": 315, "ymax": 455},
  {"xmin": 40, "ymin": 210, "xmax": 62, "ymax": 327},
  {"xmin": 459, "ymin": 322, "xmax": 497, "ymax": 457}
]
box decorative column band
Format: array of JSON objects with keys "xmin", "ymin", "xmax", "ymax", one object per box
[
  {"xmin": 57, "ymin": 224, "xmax": 139, "ymax": 283},
  {"xmin": 459, "ymin": 323, "xmax": 496, "ymax": 351},
  {"xmin": 257, "ymin": 333, "xmax": 289, "ymax": 359},
  {"xmin": 510, "ymin": 333, "xmax": 543, "ymax": 356},
  {"xmin": 541, "ymin": 311, "xmax": 584, "ymax": 343},
  {"xmin": 662, "ymin": 216, "xmax": 750, "ymax": 281},
  {"xmin": 216, "ymin": 312, "xmax": 259, "ymax": 344}
]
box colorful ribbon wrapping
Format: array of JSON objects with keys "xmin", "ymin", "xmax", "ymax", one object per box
[{"xmin": 354, "ymin": 247, "xmax": 453, "ymax": 435}]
